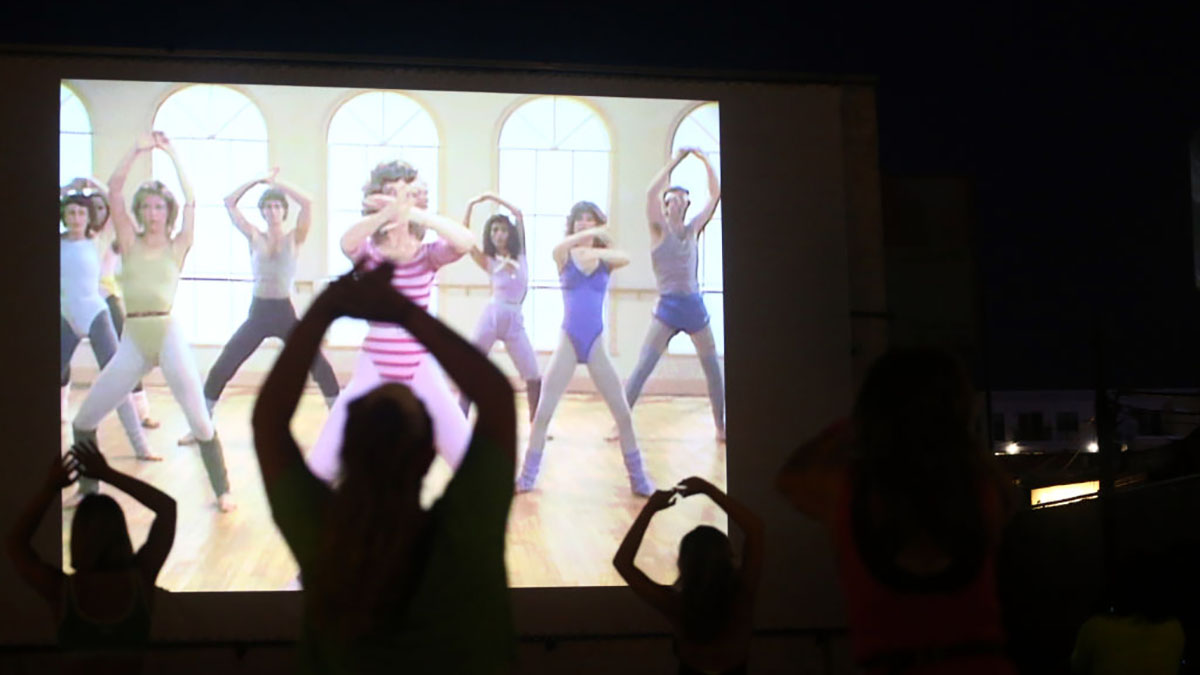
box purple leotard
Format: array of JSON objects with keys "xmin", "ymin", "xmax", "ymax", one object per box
[
  {"xmin": 560, "ymin": 256, "xmax": 609, "ymax": 362},
  {"xmin": 471, "ymin": 254, "xmax": 539, "ymax": 380},
  {"xmin": 489, "ymin": 254, "xmax": 527, "ymax": 304}
]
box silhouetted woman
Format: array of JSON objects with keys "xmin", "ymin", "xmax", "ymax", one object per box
[
  {"xmin": 614, "ymin": 476, "xmax": 763, "ymax": 674},
  {"xmin": 7, "ymin": 441, "xmax": 175, "ymax": 667},
  {"xmin": 777, "ymin": 348, "xmax": 1017, "ymax": 674},
  {"xmin": 252, "ymin": 225, "xmax": 517, "ymax": 674}
]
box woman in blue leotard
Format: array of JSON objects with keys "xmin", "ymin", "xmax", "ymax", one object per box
[{"xmin": 516, "ymin": 201, "xmax": 654, "ymax": 496}]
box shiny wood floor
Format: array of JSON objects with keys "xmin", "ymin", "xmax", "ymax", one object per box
[{"xmin": 61, "ymin": 386, "xmax": 727, "ymax": 591}]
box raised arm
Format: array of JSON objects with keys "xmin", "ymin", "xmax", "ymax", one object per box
[
  {"xmin": 462, "ymin": 194, "xmax": 490, "ymax": 271},
  {"xmin": 271, "ymin": 174, "xmax": 314, "ymax": 246},
  {"xmin": 409, "ymin": 206, "xmax": 476, "ymax": 253},
  {"xmin": 689, "ymin": 150, "xmax": 722, "ymax": 236},
  {"xmin": 6, "ymin": 455, "xmax": 75, "ymax": 608},
  {"xmin": 72, "ymin": 441, "xmax": 176, "ymax": 585},
  {"xmin": 646, "ymin": 148, "xmax": 689, "ymax": 231},
  {"xmin": 340, "ymin": 199, "xmax": 397, "ymax": 259},
  {"xmin": 255, "ymin": 264, "xmax": 516, "ymax": 476},
  {"xmin": 153, "ymin": 133, "xmax": 196, "ymax": 257},
  {"xmin": 552, "ymin": 226, "xmax": 611, "ymax": 270},
  {"xmin": 613, "ymin": 490, "xmax": 680, "ymax": 619},
  {"xmin": 224, "ymin": 172, "xmax": 270, "ymax": 243},
  {"xmin": 591, "ymin": 247, "xmax": 631, "ymax": 270},
  {"xmin": 107, "ymin": 133, "xmax": 158, "ymax": 254},
  {"xmin": 345, "ymin": 264, "xmax": 516, "ymax": 457},
  {"xmin": 677, "ymin": 476, "xmax": 765, "ymax": 593}
]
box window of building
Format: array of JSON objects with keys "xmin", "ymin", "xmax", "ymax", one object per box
[
  {"xmin": 152, "ymin": 85, "xmax": 268, "ymax": 345},
  {"xmin": 59, "ymin": 83, "xmax": 93, "ymax": 188}
]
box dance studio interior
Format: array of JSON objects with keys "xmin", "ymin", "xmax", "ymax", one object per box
[{"xmin": 3, "ymin": 49, "xmax": 879, "ymax": 672}]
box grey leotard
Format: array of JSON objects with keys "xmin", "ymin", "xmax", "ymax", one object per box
[
  {"xmin": 651, "ymin": 221, "xmax": 700, "ymax": 294},
  {"xmin": 250, "ymin": 232, "xmax": 297, "ymax": 299}
]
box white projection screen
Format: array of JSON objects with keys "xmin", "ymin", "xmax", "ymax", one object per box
[{"xmin": 0, "ymin": 49, "xmax": 879, "ymax": 643}]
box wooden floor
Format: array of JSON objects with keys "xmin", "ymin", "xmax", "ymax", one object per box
[{"xmin": 61, "ymin": 385, "xmax": 726, "ymax": 591}]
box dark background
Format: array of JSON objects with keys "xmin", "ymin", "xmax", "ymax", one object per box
[{"xmin": 6, "ymin": 1, "xmax": 1200, "ymax": 389}]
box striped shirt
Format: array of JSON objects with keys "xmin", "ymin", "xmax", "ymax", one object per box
[{"xmin": 359, "ymin": 238, "xmax": 463, "ymax": 382}]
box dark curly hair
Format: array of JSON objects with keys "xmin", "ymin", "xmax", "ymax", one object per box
[{"xmin": 482, "ymin": 214, "xmax": 523, "ymax": 258}]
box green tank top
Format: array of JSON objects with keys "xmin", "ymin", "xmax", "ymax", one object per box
[{"xmin": 118, "ymin": 239, "xmax": 180, "ymax": 314}]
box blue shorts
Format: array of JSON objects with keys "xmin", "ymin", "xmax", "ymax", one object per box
[{"xmin": 653, "ymin": 292, "xmax": 710, "ymax": 334}]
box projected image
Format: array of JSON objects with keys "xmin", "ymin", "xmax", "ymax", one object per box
[{"xmin": 59, "ymin": 80, "xmax": 726, "ymax": 591}]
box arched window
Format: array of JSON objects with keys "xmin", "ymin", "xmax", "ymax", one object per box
[
  {"xmin": 152, "ymin": 85, "xmax": 269, "ymax": 344},
  {"xmin": 326, "ymin": 91, "xmax": 440, "ymax": 345},
  {"xmin": 668, "ymin": 102, "xmax": 724, "ymax": 355},
  {"xmin": 498, "ymin": 96, "xmax": 611, "ymax": 350},
  {"xmin": 60, "ymin": 83, "xmax": 93, "ymax": 187}
]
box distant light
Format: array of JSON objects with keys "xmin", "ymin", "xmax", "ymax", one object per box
[
  {"xmin": 1086, "ymin": 441, "xmax": 1099, "ymax": 452},
  {"xmin": 1031, "ymin": 481, "xmax": 1100, "ymax": 506},
  {"xmin": 1005, "ymin": 443, "xmax": 1020, "ymax": 454}
]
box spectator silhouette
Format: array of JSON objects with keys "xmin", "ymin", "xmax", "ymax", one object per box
[
  {"xmin": 7, "ymin": 440, "xmax": 176, "ymax": 673},
  {"xmin": 252, "ymin": 257, "xmax": 516, "ymax": 674},
  {"xmin": 776, "ymin": 347, "xmax": 1017, "ymax": 674},
  {"xmin": 614, "ymin": 476, "xmax": 763, "ymax": 674}
]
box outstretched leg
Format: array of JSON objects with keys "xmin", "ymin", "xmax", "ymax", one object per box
[
  {"xmin": 461, "ymin": 306, "xmax": 500, "ymax": 416},
  {"xmin": 203, "ymin": 307, "xmax": 271, "ymax": 409},
  {"xmin": 86, "ymin": 311, "xmax": 156, "ymax": 460},
  {"xmin": 275, "ymin": 300, "xmax": 340, "ymax": 408},
  {"xmin": 410, "ymin": 355, "xmax": 472, "ymax": 470},
  {"xmin": 159, "ymin": 321, "xmax": 232, "ymax": 508},
  {"xmin": 107, "ymin": 294, "xmax": 156, "ymax": 427},
  {"xmin": 688, "ymin": 325, "xmax": 726, "ymax": 440},
  {"xmin": 61, "ymin": 316, "xmax": 81, "ymax": 422},
  {"xmin": 72, "ymin": 333, "xmax": 151, "ymax": 496},
  {"xmin": 517, "ymin": 333, "xmax": 577, "ymax": 492},
  {"xmin": 586, "ymin": 339, "xmax": 654, "ymax": 496},
  {"xmin": 624, "ymin": 317, "xmax": 677, "ymax": 408},
  {"xmin": 307, "ymin": 351, "xmax": 384, "ymax": 483},
  {"xmin": 502, "ymin": 310, "xmax": 542, "ymax": 422}
]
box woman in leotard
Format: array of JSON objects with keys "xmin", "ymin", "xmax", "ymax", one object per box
[
  {"xmin": 515, "ymin": 201, "xmax": 655, "ymax": 496},
  {"xmin": 71, "ymin": 131, "xmax": 235, "ymax": 512},
  {"xmin": 459, "ymin": 192, "xmax": 541, "ymax": 419},
  {"xmin": 58, "ymin": 178, "xmax": 159, "ymax": 429},
  {"xmin": 305, "ymin": 162, "xmax": 477, "ymax": 483},
  {"xmin": 614, "ymin": 476, "xmax": 764, "ymax": 675},
  {"xmin": 8, "ymin": 441, "xmax": 175, "ymax": 663},
  {"xmin": 178, "ymin": 169, "xmax": 341, "ymax": 445},
  {"xmin": 58, "ymin": 188, "xmax": 158, "ymax": 465}
]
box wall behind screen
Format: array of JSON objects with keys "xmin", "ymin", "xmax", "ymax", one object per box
[{"xmin": 0, "ymin": 52, "xmax": 869, "ymax": 643}]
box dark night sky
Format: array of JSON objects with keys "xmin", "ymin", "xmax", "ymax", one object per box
[{"xmin": 5, "ymin": 2, "xmax": 1200, "ymax": 389}]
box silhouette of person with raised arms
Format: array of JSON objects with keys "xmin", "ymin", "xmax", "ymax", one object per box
[
  {"xmin": 614, "ymin": 475, "xmax": 764, "ymax": 675},
  {"xmin": 252, "ymin": 202, "xmax": 517, "ymax": 674},
  {"xmin": 7, "ymin": 441, "xmax": 176, "ymax": 671},
  {"xmin": 777, "ymin": 348, "xmax": 1017, "ymax": 674}
]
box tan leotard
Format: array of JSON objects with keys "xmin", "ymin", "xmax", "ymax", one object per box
[{"xmin": 118, "ymin": 238, "xmax": 180, "ymax": 363}]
